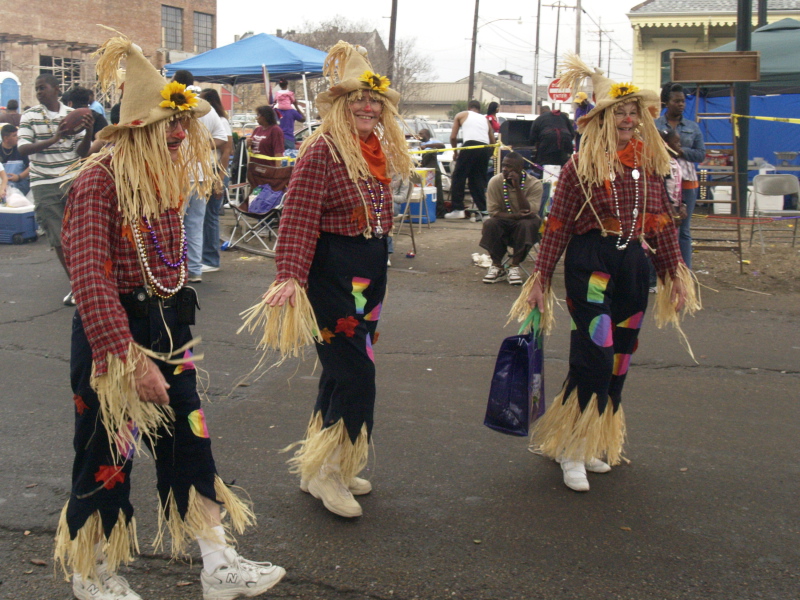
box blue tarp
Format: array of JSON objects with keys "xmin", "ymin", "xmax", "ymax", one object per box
[
  {"xmin": 164, "ymin": 34, "xmax": 326, "ymax": 85},
  {"xmin": 684, "ymin": 94, "xmax": 800, "ymax": 168}
]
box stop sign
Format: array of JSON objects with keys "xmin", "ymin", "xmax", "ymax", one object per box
[{"xmin": 548, "ymin": 78, "xmax": 572, "ymax": 103}]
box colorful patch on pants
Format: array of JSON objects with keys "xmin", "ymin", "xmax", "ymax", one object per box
[
  {"xmin": 365, "ymin": 333, "xmax": 375, "ymax": 363},
  {"xmin": 613, "ymin": 353, "xmax": 632, "ymax": 376},
  {"xmin": 364, "ymin": 302, "xmax": 382, "ymax": 322},
  {"xmin": 589, "ymin": 314, "xmax": 613, "ymax": 347},
  {"xmin": 618, "ymin": 311, "xmax": 644, "ymax": 329},
  {"xmin": 115, "ymin": 421, "xmax": 139, "ymax": 460},
  {"xmin": 587, "ymin": 272, "xmax": 610, "ymax": 303},
  {"xmin": 351, "ymin": 277, "xmax": 371, "ymax": 314},
  {"xmin": 187, "ymin": 409, "xmax": 210, "ymax": 438},
  {"xmin": 174, "ymin": 349, "xmax": 196, "ymax": 375}
]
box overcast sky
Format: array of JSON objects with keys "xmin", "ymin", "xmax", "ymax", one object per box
[{"xmin": 217, "ymin": 0, "xmax": 638, "ymax": 86}]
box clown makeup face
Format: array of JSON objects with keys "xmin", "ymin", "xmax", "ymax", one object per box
[
  {"xmin": 613, "ymin": 102, "xmax": 640, "ymax": 150},
  {"xmin": 165, "ymin": 118, "xmax": 188, "ymax": 162},
  {"xmin": 349, "ymin": 92, "xmax": 384, "ymax": 140}
]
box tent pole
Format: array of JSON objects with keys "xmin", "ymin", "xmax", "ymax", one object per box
[{"xmin": 302, "ymin": 73, "xmax": 312, "ymax": 135}]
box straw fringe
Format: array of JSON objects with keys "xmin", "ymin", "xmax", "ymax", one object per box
[
  {"xmin": 653, "ymin": 263, "xmax": 702, "ymax": 361},
  {"xmin": 91, "ymin": 344, "xmax": 175, "ymax": 462},
  {"xmin": 239, "ymin": 280, "xmax": 322, "ymax": 363},
  {"xmin": 556, "ymin": 53, "xmax": 600, "ymax": 99},
  {"xmin": 285, "ymin": 413, "xmax": 369, "ymax": 482},
  {"xmin": 508, "ymin": 272, "xmax": 557, "ymax": 335},
  {"xmin": 530, "ymin": 388, "xmax": 627, "ymax": 466},
  {"xmin": 153, "ymin": 476, "xmax": 255, "ymax": 558},
  {"xmin": 54, "ymin": 503, "xmax": 139, "ymax": 581}
]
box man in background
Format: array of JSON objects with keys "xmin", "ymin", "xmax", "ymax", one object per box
[
  {"xmin": 417, "ymin": 129, "xmax": 446, "ymax": 217},
  {"xmin": 0, "ymin": 124, "xmax": 30, "ymax": 196},
  {"xmin": 446, "ymin": 100, "xmax": 495, "ymax": 219},
  {"xmin": 0, "ymin": 99, "xmax": 21, "ymax": 127},
  {"xmin": 528, "ymin": 105, "xmax": 574, "ymax": 179}
]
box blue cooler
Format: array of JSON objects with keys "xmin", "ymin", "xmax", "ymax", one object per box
[
  {"xmin": 0, "ymin": 205, "xmax": 38, "ymax": 244},
  {"xmin": 398, "ymin": 186, "xmax": 437, "ymax": 224}
]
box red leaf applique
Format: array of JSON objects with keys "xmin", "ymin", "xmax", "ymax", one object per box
[
  {"xmin": 104, "ymin": 259, "xmax": 114, "ymax": 280},
  {"xmin": 334, "ymin": 316, "xmax": 359, "ymax": 338},
  {"xmin": 94, "ymin": 465, "xmax": 126, "ymax": 490},
  {"xmin": 74, "ymin": 394, "xmax": 89, "ymax": 415},
  {"xmin": 372, "ymin": 331, "xmax": 380, "ymax": 344},
  {"xmin": 350, "ymin": 205, "xmax": 368, "ymax": 230},
  {"xmin": 121, "ymin": 224, "xmax": 135, "ymax": 247},
  {"xmin": 320, "ymin": 327, "xmax": 335, "ymax": 344}
]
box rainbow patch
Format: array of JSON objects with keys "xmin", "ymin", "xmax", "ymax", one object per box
[
  {"xmin": 365, "ymin": 333, "xmax": 375, "ymax": 363},
  {"xmin": 570, "ymin": 318, "xmax": 577, "ymax": 331},
  {"xmin": 589, "ymin": 314, "xmax": 613, "ymax": 347},
  {"xmin": 115, "ymin": 421, "xmax": 139, "ymax": 460},
  {"xmin": 187, "ymin": 409, "xmax": 210, "ymax": 438},
  {"xmin": 613, "ymin": 353, "xmax": 631, "ymax": 376},
  {"xmin": 351, "ymin": 277, "xmax": 371, "ymax": 314},
  {"xmin": 364, "ymin": 302, "xmax": 382, "ymax": 322},
  {"xmin": 174, "ymin": 349, "xmax": 196, "ymax": 375},
  {"xmin": 618, "ymin": 311, "xmax": 644, "ymax": 329},
  {"xmin": 587, "ymin": 272, "xmax": 610, "ymax": 303}
]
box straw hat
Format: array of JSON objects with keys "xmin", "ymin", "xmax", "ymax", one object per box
[
  {"xmin": 558, "ymin": 53, "xmax": 659, "ymax": 132},
  {"xmin": 92, "ymin": 33, "xmax": 210, "ymax": 140},
  {"xmin": 315, "ymin": 41, "xmax": 400, "ymax": 117}
]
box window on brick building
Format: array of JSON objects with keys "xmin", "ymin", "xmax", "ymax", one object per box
[
  {"xmin": 162, "ymin": 5, "xmax": 184, "ymax": 50},
  {"xmin": 39, "ymin": 56, "xmax": 81, "ymax": 90},
  {"xmin": 194, "ymin": 12, "xmax": 214, "ymax": 53}
]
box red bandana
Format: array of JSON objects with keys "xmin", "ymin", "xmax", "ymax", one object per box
[{"xmin": 359, "ymin": 133, "xmax": 390, "ymax": 184}]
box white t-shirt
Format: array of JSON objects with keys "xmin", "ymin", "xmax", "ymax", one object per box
[{"xmin": 192, "ymin": 109, "xmax": 228, "ymax": 183}]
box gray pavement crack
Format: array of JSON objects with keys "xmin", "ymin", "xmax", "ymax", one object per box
[
  {"xmin": 0, "ymin": 343, "xmax": 69, "ymax": 364},
  {"xmin": 0, "ymin": 305, "xmax": 66, "ymax": 326}
]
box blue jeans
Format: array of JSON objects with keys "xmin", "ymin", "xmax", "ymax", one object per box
[
  {"xmin": 184, "ymin": 191, "xmax": 206, "ymax": 277},
  {"xmin": 678, "ymin": 187, "xmax": 698, "ymax": 269},
  {"xmin": 202, "ymin": 177, "xmax": 229, "ymax": 268}
]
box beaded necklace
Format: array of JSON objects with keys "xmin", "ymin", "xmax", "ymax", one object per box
[
  {"xmin": 132, "ymin": 216, "xmax": 187, "ymax": 298},
  {"xmin": 364, "ymin": 178, "xmax": 386, "ymax": 238},
  {"xmin": 502, "ymin": 172, "xmax": 527, "ymax": 212},
  {"xmin": 609, "ymin": 158, "xmax": 640, "ymax": 251}
]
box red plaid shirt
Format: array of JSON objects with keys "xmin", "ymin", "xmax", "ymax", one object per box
[
  {"xmin": 535, "ymin": 157, "xmax": 683, "ymax": 287},
  {"xmin": 62, "ymin": 162, "xmax": 186, "ymax": 375},
  {"xmin": 275, "ymin": 137, "xmax": 392, "ymax": 285}
]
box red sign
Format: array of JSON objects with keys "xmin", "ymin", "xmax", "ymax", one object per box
[{"xmin": 548, "ymin": 78, "xmax": 571, "ymax": 103}]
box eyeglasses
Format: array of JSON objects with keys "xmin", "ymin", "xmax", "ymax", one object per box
[{"xmin": 349, "ymin": 97, "xmax": 384, "ymax": 109}]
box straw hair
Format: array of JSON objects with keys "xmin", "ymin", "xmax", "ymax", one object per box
[
  {"xmin": 285, "ymin": 412, "xmax": 369, "ymax": 483},
  {"xmin": 153, "ymin": 476, "xmax": 255, "ymax": 558},
  {"xmin": 54, "ymin": 505, "xmax": 139, "ymax": 580},
  {"xmin": 299, "ymin": 89, "xmax": 413, "ymax": 185},
  {"xmin": 529, "ymin": 389, "xmax": 627, "ymax": 466}
]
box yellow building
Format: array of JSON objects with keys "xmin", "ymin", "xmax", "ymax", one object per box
[{"xmin": 627, "ymin": 0, "xmax": 800, "ymax": 93}]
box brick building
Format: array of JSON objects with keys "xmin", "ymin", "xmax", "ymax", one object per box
[{"xmin": 0, "ymin": 0, "xmax": 216, "ymax": 108}]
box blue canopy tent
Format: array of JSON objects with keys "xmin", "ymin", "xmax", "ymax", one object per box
[{"xmin": 164, "ymin": 33, "xmax": 327, "ymax": 118}]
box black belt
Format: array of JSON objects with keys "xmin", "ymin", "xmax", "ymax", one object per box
[{"xmin": 120, "ymin": 288, "xmax": 180, "ymax": 310}]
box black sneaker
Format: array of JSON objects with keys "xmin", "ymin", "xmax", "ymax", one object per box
[{"xmin": 483, "ymin": 265, "xmax": 507, "ymax": 284}]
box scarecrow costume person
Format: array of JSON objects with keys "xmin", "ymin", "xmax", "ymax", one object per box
[
  {"xmin": 509, "ymin": 54, "xmax": 700, "ymax": 493},
  {"xmin": 241, "ymin": 42, "xmax": 412, "ymax": 518},
  {"xmin": 55, "ymin": 33, "xmax": 285, "ymax": 600}
]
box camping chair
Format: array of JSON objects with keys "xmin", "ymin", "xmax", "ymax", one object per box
[
  {"xmin": 226, "ymin": 156, "xmax": 293, "ymax": 257},
  {"xmin": 392, "ymin": 175, "xmax": 417, "ymax": 255},
  {"xmin": 748, "ymin": 174, "xmax": 800, "ymax": 252},
  {"xmin": 500, "ymin": 183, "xmax": 550, "ymax": 276}
]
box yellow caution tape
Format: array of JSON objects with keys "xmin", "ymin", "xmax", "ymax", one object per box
[
  {"xmin": 408, "ymin": 143, "xmax": 501, "ymax": 155},
  {"xmin": 248, "ymin": 151, "xmax": 296, "ymax": 162},
  {"xmin": 731, "ymin": 113, "xmax": 800, "ymax": 125}
]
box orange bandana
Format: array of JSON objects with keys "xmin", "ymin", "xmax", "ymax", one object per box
[
  {"xmin": 359, "ymin": 133, "xmax": 390, "ymax": 184},
  {"xmin": 617, "ymin": 138, "xmax": 643, "ymax": 169}
]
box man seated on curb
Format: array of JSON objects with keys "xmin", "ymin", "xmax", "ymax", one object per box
[{"xmin": 479, "ymin": 152, "xmax": 542, "ymax": 285}]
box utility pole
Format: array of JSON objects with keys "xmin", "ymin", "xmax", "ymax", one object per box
[
  {"xmin": 575, "ymin": 0, "xmax": 581, "ymax": 55},
  {"xmin": 532, "ymin": 0, "xmax": 542, "ymax": 113},
  {"xmin": 544, "ymin": 2, "xmax": 576, "ymax": 78},
  {"xmin": 607, "ymin": 38, "xmax": 611, "ymax": 75},
  {"xmin": 387, "ymin": 0, "xmax": 398, "ymax": 81},
  {"xmin": 592, "ymin": 17, "xmax": 614, "ymax": 72},
  {"xmin": 468, "ymin": 0, "xmax": 480, "ymax": 100}
]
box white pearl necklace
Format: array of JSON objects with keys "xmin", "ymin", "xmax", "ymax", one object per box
[
  {"xmin": 609, "ymin": 163, "xmax": 640, "ymax": 250},
  {"xmin": 132, "ymin": 221, "xmax": 186, "ymax": 298}
]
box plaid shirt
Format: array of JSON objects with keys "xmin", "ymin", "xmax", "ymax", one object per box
[
  {"xmin": 62, "ymin": 162, "xmax": 185, "ymax": 375},
  {"xmin": 535, "ymin": 156, "xmax": 683, "ymax": 287},
  {"xmin": 275, "ymin": 137, "xmax": 392, "ymax": 285}
]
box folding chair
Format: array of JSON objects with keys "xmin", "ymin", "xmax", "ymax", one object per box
[
  {"xmin": 748, "ymin": 174, "xmax": 800, "ymax": 252},
  {"xmin": 226, "ymin": 156, "xmax": 293, "ymax": 257}
]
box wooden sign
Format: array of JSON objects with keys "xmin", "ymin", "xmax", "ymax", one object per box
[{"xmin": 671, "ymin": 51, "xmax": 760, "ymax": 84}]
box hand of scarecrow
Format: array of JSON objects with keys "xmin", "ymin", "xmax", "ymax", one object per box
[
  {"xmin": 266, "ymin": 279, "xmax": 297, "ymax": 308},
  {"xmin": 134, "ymin": 356, "xmax": 170, "ymax": 405}
]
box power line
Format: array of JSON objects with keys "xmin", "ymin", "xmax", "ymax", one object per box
[{"xmin": 580, "ymin": 6, "xmax": 632, "ymax": 58}]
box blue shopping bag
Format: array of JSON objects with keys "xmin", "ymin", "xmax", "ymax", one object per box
[{"xmin": 484, "ymin": 309, "xmax": 546, "ymax": 436}]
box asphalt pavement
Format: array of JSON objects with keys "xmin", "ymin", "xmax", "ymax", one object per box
[{"xmin": 1, "ymin": 217, "xmax": 798, "ymax": 600}]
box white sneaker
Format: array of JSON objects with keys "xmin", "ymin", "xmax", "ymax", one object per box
[
  {"xmin": 63, "ymin": 290, "xmax": 76, "ymax": 306},
  {"xmin": 507, "ymin": 266, "xmax": 523, "ymax": 285},
  {"xmin": 73, "ymin": 571, "xmax": 140, "ymax": 600},
  {"xmin": 483, "ymin": 265, "xmax": 507, "ymax": 284},
  {"xmin": 561, "ymin": 460, "xmax": 590, "ymax": 492},
  {"xmin": 201, "ymin": 547, "xmax": 285, "ymax": 600},
  {"xmin": 300, "ymin": 475, "xmax": 372, "ymax": 496},
  {"xmin": 585, "ymin": 457, "xmax": 612, "ymax": 473},
  {"xmin": 201, "ymin": 264, "xmax": 220, "ymax": 273},
  {"xmin": 307, "ymin": 469, "xmax": 363, "ymax": 517},
  {"xmin": 444, "ymin": 209, "xmax": 466, "ymax": 219}
]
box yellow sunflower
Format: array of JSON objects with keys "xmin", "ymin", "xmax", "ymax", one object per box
[
  {"xmin": 159, "ymin": 81, "xmax": 199, "ymax": 111},
  {"xmin": 359, "ymin": 71, "xmax": 391, "ymax": 93},
  {"xmin": 609, "ymin": 82, "xmax": 640, "ymax": 99}
]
